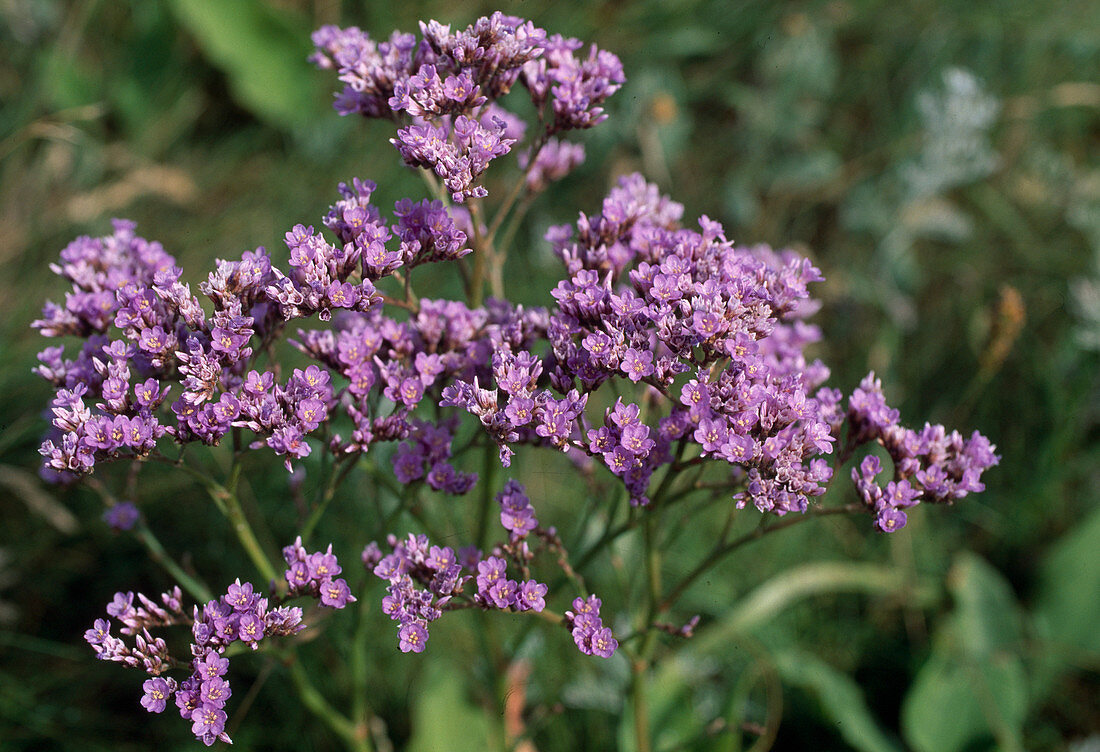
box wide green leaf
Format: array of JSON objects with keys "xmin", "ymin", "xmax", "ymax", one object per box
[
  {"xmin": 902, "ymin": 646, "xmax": 1027, "ymax": 752},
  {"xmin": 902, "ymin": 554, "xmax": 1028, "ymax": 752},
  {"xmin": 1033, "ymin": 503, "xmax": 1100, "ymax": 656},
  {"xmin": 167, "ymin": 0, "xmax": 316, "ymax": 131},
  {"xmin": 948, "ymin": 552, "xmax": 1024, "ymax": 657},
  {"xmin": 774, "ymin": 649, "xmax": 902, "ymax": 752},
  {"xmin": 406, "ymin": 661, "xmax": 491, "ymax": 752}
]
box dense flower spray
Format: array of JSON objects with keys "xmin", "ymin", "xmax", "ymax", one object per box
[{"xmin": 35, "ymin": 11, "xmax": 997, "ymax": 749}]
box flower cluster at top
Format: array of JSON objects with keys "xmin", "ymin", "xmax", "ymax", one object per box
[
  {"xmin": 310, "ymin": 12, "xmax": 623, "ymax": 201},
  {"xmin": 42, "ymin": 8, "xmax": 1003, "ymax": 747},
  {"xmin": 34, "ymin": 11, "xmax": 997, "ymax": 541},
  {"xmin": 84, "ymin": 541, "xmax": 350, "ymax": 746}
]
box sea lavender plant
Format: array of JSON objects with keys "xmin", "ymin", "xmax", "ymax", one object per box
[{"xmin": 35, "ymin": 12, "xmax": 997, "ymax": 750}]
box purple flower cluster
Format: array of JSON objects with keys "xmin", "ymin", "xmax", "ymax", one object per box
[
  {"xmin": 366, "ymin": 533, "xmax": 470, "ymax": 654},
  {"xmin": 366, "ymin": 479, "xmax": 559, "ymax": 654},
  {"xmin": 392, "ymin": 417, "xmax": 477, "ymax": 494},
  {"xmin": 473, "ymin": 555, "xmax": 547, "ymax": 613},
  {"xmin": 103, "ymin": 501, "xmax": 140, "ymax": 531},
  {"xmin": 34, "ymin": 174, "xmax": 492, "ymax": 480},
  {"xmin": 847, "ymin": 374, "xmax": 1000, "ymax": 531},
  {"xmin": 441, "ymin": 346, "xmax": 588, "ymax": 467},
  {"xmin": 84, "ymin": 587, "xmax": 184, "ymax": 674},
  {"xmin": 521, "ymin": 34, "xmax": 625, "ymax": 132},
  {"xmin": 175, "ymin": 577, "xmax": 309, "ymax": 746},
  {"xmin": 312, "ymin": 13, "xmax": 623, "ymax": 201},
  {"xmin": 294, "ymin": 295, "xmax": 547, "ymax": 469},
  {"xmin": 52, "ymin": 16, "xmax": 1007, "ymax": 749},
  {"xmin": 497, "ymin": 478, "xmax": 537, "ymax": 540},
  {"xmin": 565, "ymin": 595, "xmax": 617, "ymax": 658},
  {"xmin": 31, "ymin": 218, "xmax": 175, "ymax": 340},
  {"xmin": 394, "ymin": 115, "xmax": 516, "ymax": 202},
  {"xmin": 86, "ymin": 541, "xmax": 350, "ymax": 745},
  {"xmin": 282, "ymin": 536, "xmax": 356, "ymax": 608}
]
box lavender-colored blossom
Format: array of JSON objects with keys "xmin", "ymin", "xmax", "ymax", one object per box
[
  {"xmin": 103, "ymin": 502, "xmax": 140, "ymax": 531},
  {"xmin": 515, "ymin": 581, "xmax": 547, "ymax": 612},
  {"xmin": 141, "ymin": 677, "xmax": 176, "ymax": 713},
  {"xmin": 398, "ymin": 622, "xmax": 429, "ymax": 653}
]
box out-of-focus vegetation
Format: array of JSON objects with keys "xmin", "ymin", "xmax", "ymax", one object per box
[{"xmin": 1, "ymin": 0, "xmax": 1097, "ymax": 750}]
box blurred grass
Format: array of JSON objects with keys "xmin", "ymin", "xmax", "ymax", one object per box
[{"xmin": 1, "ymin": 0, "xmax": 1098, "ymax": 749}]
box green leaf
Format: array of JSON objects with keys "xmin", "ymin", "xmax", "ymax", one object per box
[
  {"xmin": 694, "ymin": 562, "xmax": 936, "ymax": 653},
  {"xmin": 1034, "ymin": 504, "xmax": 1100, "ymax": 656},
  {"xmin": 166, "ymin": 0, "xmax": 316, "ymax": 131},
  {"xmin": 902, "ymin": 554, "xmax": 1028, "ymax": 752},
  {"xmin": 406, "ymin": 661, "xmax": 491, "ymax": 752},
  {"xmin": 774, "ymin": 649, "xmax": 902, "ymax": 752},
  {"xmin": 38, "ymin": 49, "xmax": 103, "ymax": 111},
  {"xmin": 948, "ymin": 552, "xmax": 1023, "ymax": 657},
  {"xmin": 902, "ymin": 645, "xmax": 1027, "ymax": 752}
]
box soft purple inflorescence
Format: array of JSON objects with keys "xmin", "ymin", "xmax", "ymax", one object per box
[
  {"xmin": 85, "ymin": 541, "xmax": 351, "ymax": 746},
  {"xmin": 565, "ymin": 595, "xmax": 618, "ymax": 658},
  {"xmin": 51, "ymin": 10, "xmax": 1003, "ymax": 745}
]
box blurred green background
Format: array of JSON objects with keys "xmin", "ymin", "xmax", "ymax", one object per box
[{"xmin": 2, "ymin": 0, "xmax": 1098, "ymax": 750}]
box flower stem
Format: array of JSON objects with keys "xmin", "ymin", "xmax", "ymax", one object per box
[
  {"xmin": 205, "ymin": 462, "xmax": 280, "ymax": 588},
  {"xmin": 658, "ymin": 503, "xmax": 866, "ymax": 613},
  {"xmin": 134, "ymin": 521, "xmax": 213, "ymax": 603},
  {"xmin": 468, "ymin": 199, "xmax": 490, "ymax": 307},
  {"xmin": 631, "ymin": 655, "xmax": 652, "ymax": 752},
  {"xmin": 476, "ymin": 442, "xmax": 497, "ymax": 550},
  {"xmin": 302, "ymin": 453, "xmax": 357, "ymax": 541},
  {"xmin": 287, "ymin": 655, "xmax": 370, "ymax": 752},
  {"xmin": 350, "ymin": 590, "xmax": 374, "ymax": 750},
  {"xmin": 85, "ymin": 476, "xmax": 214, "ymax": 604}
]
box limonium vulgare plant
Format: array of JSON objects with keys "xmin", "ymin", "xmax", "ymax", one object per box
[{"xmin": 34, "ymin": 12, "xmax": 1000, "ymax": 751}]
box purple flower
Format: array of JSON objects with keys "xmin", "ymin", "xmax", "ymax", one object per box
[
  {"xmin": 476, "ymin": 556, "xmax": 508, "ymax": 593},
  {"xmin": 320, "ymin": 578, "xmax": 354, "ymax": 608},
  {"xmin": 190, "ymin": 703, "xmax": 228, "ymax": 738},
  {"xmin": 195, "ymin": 651, "xmax": 228, "ymax": 681},
  {"xmin": 515, "ymin": 581, "xmax": 547, "ymax": 612},
  {"xmin": 225, "ymin": 579, "xmax": 255, "ymax": 612},
  {"xmin": 141, "ymin": 677, "xmax": 175, "ymax": 713},
  {"xmin": 199, "ymin": 677, "xmax": 232, "ymax": 708},
  {"xmin": 84, "ymin": 618, "xmax": 111, "ymax": 646},
  {"xmin": 309, "ymin": 549, "xmax": 342, "ymax": 580},
  {"xmin": 398, "ymin": 622, "xmax": 429, "ymax": 653},
  {"xmin": 106, "ymin": 591, "xmax": 134, "ymax": 619},
  {"xmin": 175, "ymin": 687, "xmax": 200, "ymax": 720},
  {"xmin": 620, "ymin": 348, "xmax": 654, "ymax": 382},
  {"xmin": 590, "ymin": 626, "xmax": 618, "ymax": 658},
  {"xmin": 102, "ymin": 502, "xmax": 140, "ymax": 531},
  {"xmin": 875, "ymin": 507, "xmax": 908, "ymax": 533},
  {"xmin": 237, "ymin": 612, "xmax": 264, "ymax": 643},
  {"xmin": 488, "ymin": 579, "xmax": 518, "ymax": 608}
]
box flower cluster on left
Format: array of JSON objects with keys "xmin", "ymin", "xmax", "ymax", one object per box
[{"xmin": 85, "ymin": 541, "xmax": 352, "ymax": 746}]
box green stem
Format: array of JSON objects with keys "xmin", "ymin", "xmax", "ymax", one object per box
[
  {"xmin": 487, "ymin": 133, "xmax": 548, "ymax": 241},
  {"xmin": 631, "ymin": 655, "xmax": 652, "ymax": 752},
  {"xmin": 288, "ymin": 657, "xmax": 370, "ymax": 752},
  {"xmin": 658, "ymin": 504, "xmax": 866, "ymax": 613},
  {"xmin": 350, "ymin": 591, "xmax": 373, "ymax": 748},
  {"xmin": 85, "ymin": 476, "xmax": 214, "ymax": 604},
  {"xmin": 476, "ymin": 442, "xmax": 497, "ymax": 550},
  {"xmin": 302, "ymin": 455, "xmax": 357, "ymax": 541},
  {"xmin": 205, "ymin": 462, "xmax": 280, "ymax": 587},
  {"xmin": 134, "ymin": 521, "xmax": 213, "ymax": 603},
  {"xmin": 467, "ymin": 199, "xmax": 489, "ymax": 306}
]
